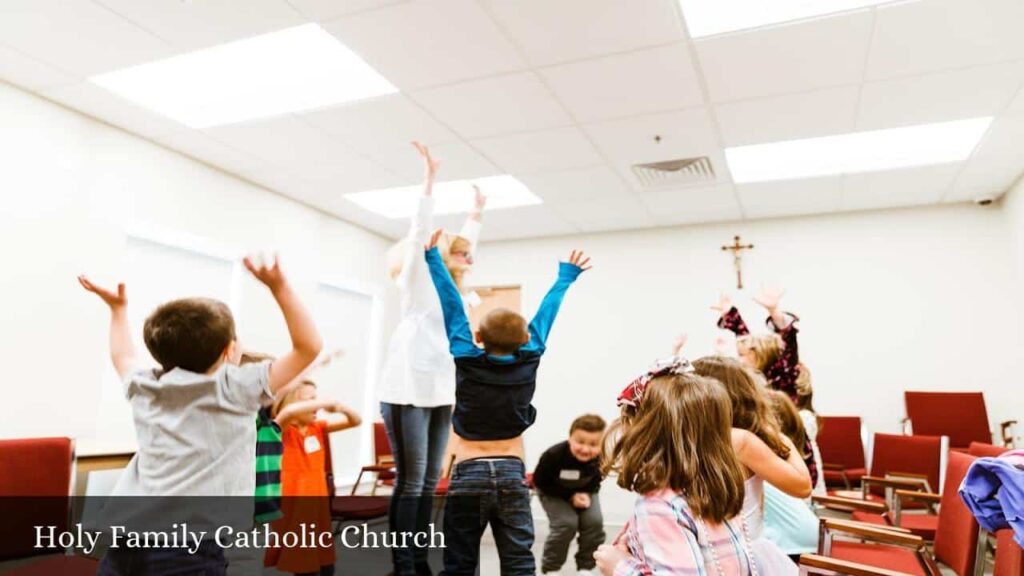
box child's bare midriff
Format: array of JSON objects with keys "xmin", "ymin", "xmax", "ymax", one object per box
[{"xmin": 454, "ymin": 436, "xmax": 524, "ymax": 463}]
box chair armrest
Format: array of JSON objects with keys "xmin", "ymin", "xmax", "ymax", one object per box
[
  {"xmin": 894, "ymin": 490, "xmax": 940, "ymax": 505},
  {"xmin": 360, "ymin": 464, "xmax": 395, "ymax": 472},
  {"xmin": 823, "ymin": 463, "xmax": 848, "ymax": 471},
  {"xmin": 813, "ymin": 495, "xmax": 888, "ymax": 513},
  {"xmin": 800, "ymin": 554, "xmax": 918, "ymax": 576},
  {"xmin": 862, "ymin": 475, "xmax": 928, "ymax": 491},
  {"xmin": 821, "ymin": 518, "xmax": 925, "ymax": 547}
]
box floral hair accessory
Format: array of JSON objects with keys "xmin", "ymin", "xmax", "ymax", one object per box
[{"xmin": 616, "ymin": 356, "xmax": 694, "ymax": 409}]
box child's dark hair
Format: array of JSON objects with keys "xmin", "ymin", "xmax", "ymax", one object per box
[
  {"xmin": 478, "ymin": 308, "xmax": 528, "ymax": 354},
  {"xmin": 143, "ymin": 297, "xmax": 236, "ymax": 373},
  {"xmin": 570, "ymin": 414, "xmax": 606, "ymax": 435},
  {"xmin": 692, "ymin": 356, "xmax": 790, "ymax": 460}
]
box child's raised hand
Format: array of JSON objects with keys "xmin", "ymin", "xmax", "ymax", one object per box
[
  {"xmin": 753, "ymin": 285, "xmax": 785, "ymax": 312},
  {"xmin": 317, "ymin": 347, "xmax": 345, "ymax": 368},
  {"xmin": 244, "ymin": 253, "xmax": 286, "ymax": 291},
  {"xmin": 412, "ymin": 141, "xmax": 440, "ymax": 184},
  {"xmin": 671, "ymin": 332, "xmax": 688, "ymax": 356},
  {"xmin": 710, "ymin": 292, "xmax": 733, "ymax": 314},
  {"xmin": 425, "ymin": 228, "xmax": 444, "ymax": 251},
  {"xmin": 78, "ymin": 276, "xmax": 127, "ymax": 309},
  {"xmin": 567, "ymin": 249, "xmax": 592, "ymax": 271},
  {"xmin": 471, "ymin": 184, "xmax": 487, "ymax": 213}
]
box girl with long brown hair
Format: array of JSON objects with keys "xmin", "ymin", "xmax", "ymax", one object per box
[{"xmin": 594, "ymin": 358, "xmax": 757, "ymax": 575}]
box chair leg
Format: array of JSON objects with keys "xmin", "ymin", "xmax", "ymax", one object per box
[
  {"xmin": 370, "ymin": 473, "xmax": 379, "ymax": 496},
  {"xmin": 351, "ymin": 470, "xmax": 366, "ymax": 496}
]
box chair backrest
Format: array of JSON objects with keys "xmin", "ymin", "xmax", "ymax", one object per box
[
  {"xmin": 994, "ymin": 528, "xmax": 1024, "ymax": 576},
  {"xmin": 817, "ymin": 416, "xmax": 866, "ymax": 469},
  {"xmin": 968, "ymin": 442, "xmax": 1009, "ymax": 458},
  {"xmin": 905, "ymin": 392, "xmax": 991, "ymax": 449},
  {"xmin": 933, "ymin": 452, "xmax": 979, "ymax": 575},
  {"xmin": 373, "ymin": 421, "xmax": 392, "ymax": 463},
  {"xmin": 0, "ymin": 437, "xmax": 74, "ymax": 560},
  {"xmin": 870, "ymin": 433, "xmax": 944, "ymax": 494}
]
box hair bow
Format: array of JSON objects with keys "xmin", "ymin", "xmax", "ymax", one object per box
[{"xmin": 616, "ymin": 356, "xmax": 694, "ymax": 409}]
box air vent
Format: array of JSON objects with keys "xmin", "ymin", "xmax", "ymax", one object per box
[{"xmin": 631, "ymin": 156, "xmax": 716, "ymax": 188}]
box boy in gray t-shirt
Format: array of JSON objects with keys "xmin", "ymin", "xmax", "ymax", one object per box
[{"xmin": 79, "ymin": 253, "xmax": 322, "ymax": 574}]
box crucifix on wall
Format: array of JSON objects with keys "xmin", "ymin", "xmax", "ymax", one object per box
[{"xmin": 721, "ymin": 235, "xmax": 754, "ymax": 290}]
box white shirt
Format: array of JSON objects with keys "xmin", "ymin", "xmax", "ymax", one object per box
[{"xmin": 378, "ymin": 196, "xmax": 480, "ymax": 408}]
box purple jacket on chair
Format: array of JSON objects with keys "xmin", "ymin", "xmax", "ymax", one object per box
[{"xmin": 959, "ymin": 451, "xmax": 1024, "ymax": 546}]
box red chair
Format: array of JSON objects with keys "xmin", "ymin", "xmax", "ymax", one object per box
[
  {"xmin": 807, "ymin": 452, "xmax": 981, "ymax": 576},
  {"xmin": 969, "ymin": 441, "xmax": 1009, "ymax": 458},
  {"xmin": 817, "ymin": 416, "xmax": 868, "ymax": 489},
  {"xmin": 994, "ymin": 528, "xmax": 1024, "ymax": 576},
  {"xmin": 351, "ymin": 422, "xmax": 396, "ymax": 495},
  {"xmin": 816, "ymin": 433, "xmax": 945, "ymax": 514},
  {"xmin": 905, "ymin": 391, "xmax": 1017, "ymax": 450},
  {"xmin": 0, "ymin": 437, "xmax": 98, "ymax": 575}
]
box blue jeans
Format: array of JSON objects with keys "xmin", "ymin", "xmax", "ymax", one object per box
[
  {"xmin": 98, "ymin": 541, "xmax": 226, "ymax": 575},
  {"xmin": 441, "ymin": 457, "xmax": 535, "ymax": 576},
  {"xmin": 381, "ymin": 402, "xmax": 452, "ymax": 576}
]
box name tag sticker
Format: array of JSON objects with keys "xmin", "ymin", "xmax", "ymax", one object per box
[
  {"xmin": 304, "ymin": 435, "xmax": 321, "ymax": 454},
  {"xmin": 559, "ymin": 469, "xmax": 581, "ymax": 481}
]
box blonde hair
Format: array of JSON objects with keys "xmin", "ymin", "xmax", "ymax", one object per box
[
  {"xmin": 272, "ymin": 379, "xmax": 316, "ymax": 419},
  {"xmin": 387, "ymin": 232, "xmax": 472, "ymax": 289},
  {"xmin": 737, "ymin": 333, "xmax": 784, "ymax": 374},
  {"xmin": 602, "ymin": 373, "xmax": 746, "ymax": 523}
]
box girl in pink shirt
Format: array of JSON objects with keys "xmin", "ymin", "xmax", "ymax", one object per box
[{"xmin": 596, "ymin": 358, "xmax": 758, "ymax": 576}]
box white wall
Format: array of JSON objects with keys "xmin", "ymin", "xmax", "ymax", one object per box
[
  {"xmin": 0, "ymin": 81, "xmax": 393, "ymax": 456},
  {"xmin": 468, "ymin": 203, "xmax": 1024, "ymax": 523}
]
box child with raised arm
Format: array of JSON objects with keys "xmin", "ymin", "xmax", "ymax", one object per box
[
  {"xmin": 713, "ymin": 288, "xmax": 818, "ymax": 489},
  {"xmin": 264, "ymin": 379, "xmax": 361, "ymax": 576},
  {"xmin": 424, "ymin": 230, "xmax": 590, "ymax": 576},
  {"xmin": 78, "ymin": 253, "xmax": 321, "ymax": 575}
]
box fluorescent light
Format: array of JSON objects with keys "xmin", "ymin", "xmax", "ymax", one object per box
[
  {"xmin": 90, "ymin": 24, "xmax": 397, "ymax": 128},
  {"xmin": 345, "ymin": 175, "xmax": 542, "ymax": 219},
  {"xmin": 726, "ymin": 117, "xmax": 992, "ymax": 183},
  {"xmin": 680, "ymin": 0, "xmax": 901, "ymax": 38}
]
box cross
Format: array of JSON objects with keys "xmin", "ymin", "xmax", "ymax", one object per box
[{"xmin": 721, "ymin": 235, "xmax": 754, "ymax": 290}]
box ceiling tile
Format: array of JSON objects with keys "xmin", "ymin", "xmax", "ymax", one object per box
[
  {"xmin": 299, "ymin": 94, "xmax": 459, "ymax": 157},
  {"xmin": 737, "ymin": 176, "xmax": 843, "ymax": 219},
  {"xmin": 866, "ymin": 0, "xmax": 1024, "ymax": 80},
  {"xmin": 323, "ymin": 0, "xmax": 526, "ymax": 90},
  {"xmin": 516, "ymin": 165, "xmax": 630, "ymax": 205},
  {"xmin": 581, "ymin": 108, "xmax": 721, "ymax": 187},
  {"xmin": 285, "ymin": 0, "xmax": 410, "ymax": 22},
  {"xmin": 715, "ymin": 86, "xmax": 859, "ymax": 146},
  {"xmin": 369, "ymin": 141, "xmax": 500, "ymax": 182},
  {"xmin": 471, "ymin": 205, "xmax": 580, "ymax": 241},
  {"xmin": 550, "ymin": 196, "xmax": 656, "ymax": 232},
  {"xmin": 41, "ymin": 82, "xmax": 187, "ymax": 137},
  {"xmin": 471, "ymin": 127, "xmax": 604, "ymax": 174},
  {"xmin": 696, "ymin": 11, "xmax": 872, "ymax": 103},
  {"xmin": 205, "ymin": 115, "xmax": 394, "ymax": 188},
  {"xmin": 93, "ymin": 0, "xmax": 305, "ymax": 51},
  {"xmin": 539, "ymin": 44, "xmax": 703, "ymax": 123},
  {"xmin": 0, "ymin": 43, "xmax": 79, "ymax": 91},
  {"xmin": 1005, "ymin": 85, "xmax": 1024, "ymax": 116},
  {"xmin": 841, "ymin": 165, "xmax": 960, "ymax": 211},
  {"xmin": 637, "ymin": 184, "xmax": 742, "ymax": 226},
  {"xmin": 481, "ymin": 0, "xmax": 686, "ymax": 66},
  {"xmin": 411, "ymin": 72, "xmax": 572, "ymax": 139},
  {"xmin": 150, "ymin": 130, "xmax": 268, "ymax": 176},
  {"xmin": 857, "ymin": 61, "xmax": 1024, "ymax": 130},
  {"xmin": 0, "ymin": 0, "xmax": 172, "ymax": 76}
]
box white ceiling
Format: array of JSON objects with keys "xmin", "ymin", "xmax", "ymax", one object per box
[{"xmin": 3, "ymin": 0, "xmax": 1024, "ymax": 241}]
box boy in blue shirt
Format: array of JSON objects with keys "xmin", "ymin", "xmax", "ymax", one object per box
[{"xmin": 424, "ymin": 229, "xmax": 590, "ymax": 576}]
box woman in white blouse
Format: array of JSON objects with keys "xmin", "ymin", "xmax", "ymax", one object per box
[{"xmin": 379, "ymin": 142, "xmax": 485, "ymax": 576}]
